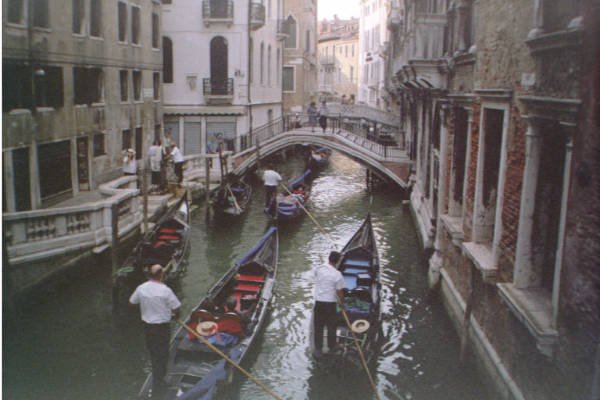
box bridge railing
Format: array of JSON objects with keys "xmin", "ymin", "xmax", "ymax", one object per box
[{"xmin": 239, "ymin": 117, "xmax": 287, "ymax": 151}]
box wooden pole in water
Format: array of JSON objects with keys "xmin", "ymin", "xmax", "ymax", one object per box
[
  {"xmin": 142, "ymin": 166, "xmax": 148, "ymax": 233},
  {"xmin": 205, "ymin": 157, "xmax": 211, "ymax": 206},
  {"xmin": 110, "ymin": 202, "xmax": 120, "ymax": 307}
]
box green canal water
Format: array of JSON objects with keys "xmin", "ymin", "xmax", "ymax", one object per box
[{"xmin": 4, "ymin": 151, "xmax": 496, "ymax": 400}]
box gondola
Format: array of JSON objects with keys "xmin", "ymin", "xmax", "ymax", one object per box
[
  {"xmin": 138, "ymin": 226, "xmax": 278, "ymax": 400},
  {"xmin": 113, "ymin": 193, "xmax": 191, "ymax": 306},
  {"xmin": 272, "ymin": 169, "xmax": 312, "ymax": 221},
  {"xmin": 307, "ymin": 146, "xmax": 332, "ymax": 170},
  {"xmin": 212, "ymin": 178, "xmax": 252, "ymax": 216},
  {"xmin": 333, "ymin": 213, "xmax": 381, "ymax": 366}
]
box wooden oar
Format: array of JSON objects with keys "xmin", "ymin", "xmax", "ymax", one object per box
[
  {"xmin": 336, "ymin": 296, "xmax": 381, "ymax": 400},
  {"xmin": 176, "ymin": 319, "xmax": 283, "ymax": 400},
  {"xmin": 226, "ymin": 184, "xmax": 242, "ymax": 214},
  {"xmin": 279, "ymin": 183, "xmax": 336, "ymax": 247}
]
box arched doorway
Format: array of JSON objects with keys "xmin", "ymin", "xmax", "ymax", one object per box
[{"xmin": 210, "ymin": 36, "xmax": 228, "ymax": 94}]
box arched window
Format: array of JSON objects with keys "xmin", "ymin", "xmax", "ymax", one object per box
[
  {"xmin": 210, "ymin": 36, "xmax": 228, "ymax": 94},
  {"xmin": 163, "ymin": 36, "xmax": 173, "ymax": 83},
  {"xmin": 283, "ymin": 15, "xmax": 296, "ymax": 48}
]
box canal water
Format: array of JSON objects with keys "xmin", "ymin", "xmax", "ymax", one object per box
[{"xmin": 4, "ymin": 151, "xmax": 496, "ymax": 400}]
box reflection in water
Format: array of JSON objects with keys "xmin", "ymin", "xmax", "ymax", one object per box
[{"xmin": 3, "ymin": 151, "xmax": 494, "ymax": 400}]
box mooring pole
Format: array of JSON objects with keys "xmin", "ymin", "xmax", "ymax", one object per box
[
  {"xmin": 110, "ymin": 202, "xmax": 120, "ymax": 307},
  {"xmin": 142, "ymin": 166, "xmax": 148, "ymax": 233},
  {"xmin": 205, "ymin": 156, "xmax": 211, "ymax": 206}
]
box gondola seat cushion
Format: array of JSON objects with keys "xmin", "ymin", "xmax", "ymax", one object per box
[{"xmin": 357, "ymin": 273, "xmax": 372, "ymax": 287}]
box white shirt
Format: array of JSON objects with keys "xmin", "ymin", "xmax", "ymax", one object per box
[
  {"xmin": 129, "ymin": 280, "xmax": 181, "ymax": 324},
  {"xmin": 171, "ymin": 146, "xmax": 184, "ymax": 163},
  {"xmin": 123, "ymin": 156, "xmax": 137, "ymax": 174},
  {"xmin": 148, "ymin": 145, "xmax": 162, "ymax": 172},
  {"xmin": 263, "ymin": 169, "xmax": 282, "ymax": 187},
  {"xmin": 310, "ymin": 264, "xmax": 345, "ymax": 303}
]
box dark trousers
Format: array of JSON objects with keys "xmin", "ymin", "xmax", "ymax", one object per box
[
  {"xmin": 144, "ymin": 322, "xmax": 170, "ymax": 392},
  {"xmin": 314, "ymin": 301, "xmax": 338, "ymax": 351},
  {"xmin": 264, "ymin": 185, "xmax": 277, "ymax": 207},
  {"xmin": 174, "ymin": 162, "xmax": 183, "ymax": 183}
]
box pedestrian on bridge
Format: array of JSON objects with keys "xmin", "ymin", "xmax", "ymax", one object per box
[
  {"xmin": 307, "ymin": 102, "xmax": 318, "ymax": 132},
  {"xmin": 319, "ymin": 101, "xmax": 329, "ymax": 133}
]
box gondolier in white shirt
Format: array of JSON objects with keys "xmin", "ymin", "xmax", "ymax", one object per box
[
  {"xmin": 170, "ymin": 141, "xmax": 185, "ymax": 185},
  {"xmin": 310, "ymin": 251, "xmax": 345, "ymax": 357},
  {"xmin": 262, "ymin": 162, "xmax": 282, "ymax": 215},
  {"xmin": 130, "ymin": 264, "xmax": 181, "ymax": 396}
]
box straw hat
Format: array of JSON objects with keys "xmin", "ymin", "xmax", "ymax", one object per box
[
  {"xmin": 127, "ymin": 148, "xmax": 135, "ymax": 154},
  {"xmin": 196, "ymin": 321, "xmax": 218, "ymax": 337},
  {"xmin": 350, "ymin": 319, "xmax": 370, "ymax": 334}
]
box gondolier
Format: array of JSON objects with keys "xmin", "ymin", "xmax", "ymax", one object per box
[
  {"xmin": 310, "ymin": 251, "xmax": 345, "ymax": 357},
  {"xmin": 130, "ymin": 264, "xmax": 181, "ymax": 397},
  {"xmin": 262, "ymin": 163, "xmax": 282, "ymax": 215}
]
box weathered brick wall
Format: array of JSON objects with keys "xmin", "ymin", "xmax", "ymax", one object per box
[
  {"xmin": 474, "ymin": 0, "xmax": 534, "ymax": 88},
  {"xmin": 462, "ymin": 101, "xmax": 480, "ymax": 242},
  {"xmin": 558, "ymin": 2, "xmax": 600, "ymax": 397},
  {"xmin": 497, "ymin": 105, "xmax": 527, "ymax": 282}
]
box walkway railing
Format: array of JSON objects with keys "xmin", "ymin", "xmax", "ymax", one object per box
[{"xmin": 4, "ymin": 177, "xmax": 142, "ymax": 266}]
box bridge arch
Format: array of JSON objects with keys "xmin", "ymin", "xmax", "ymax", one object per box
[{"xmin": 231, "ymin": 130, "xmax": 411, "ymax": 188}]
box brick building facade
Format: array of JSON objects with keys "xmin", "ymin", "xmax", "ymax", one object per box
[{"xmin": 388, "ymin": 0, "xmax": 600, "ymax": 398}]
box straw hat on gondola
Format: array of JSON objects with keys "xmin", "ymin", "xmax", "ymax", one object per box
[
  {"xmin": 350, "ymin": 319, "xmax": 370, "ymax": 334},
  {"xmin": 196, "ymin": 321, "xmax": 218, "ymax": 337}
]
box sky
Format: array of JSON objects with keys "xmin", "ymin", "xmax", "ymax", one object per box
[{"xmin": 318, "ymin": 0, "xmax": 360, "ymax": 20}]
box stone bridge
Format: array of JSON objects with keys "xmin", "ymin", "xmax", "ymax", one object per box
[{"xmin": 232, "ymin": 126, "xmax": 412, "ymax": 188}]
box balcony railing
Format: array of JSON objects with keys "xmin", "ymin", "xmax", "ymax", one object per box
[
  {"xmin": 250, "ymin": 2, "xmax": 265, "ymax": 30},
  {"xmin": 202, "ymin": 0, "xmax": 234, "ymax": 26},
  {"xmin": 203, "ymin": 78, "xmax": 234, "ymax": 104}
]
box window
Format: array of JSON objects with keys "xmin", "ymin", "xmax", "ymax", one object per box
[
  {"xmin": 260, "ymin": 42, "xmax": 265, "ymax": 84},
  {"xmin": 153, "ymin": 72, "xmax": 160, "ymax": 100},
  {"xmin": 135, "ymin": 127, "xmax": 143, "ymax": 159},
  {"xmin": 163, "ymin": 37, "xmax": 173, "ymax": 83},
  {"xmin": 305, "ymin": 30, "xmax": 310, "ymax": 52},
  {"xmin": 210, "ymin": 36, "xmax": 229, "ymax": 94},
  {"xmin": 118, "ymin": 2, "xmax": 127, "ymax": 42},
  {"xmin": 276, "ymin": 49, "xmax": 280, "ymax": 84},
  {"xmin": 152, "ymin": 13, "xmax": 160, "ymax": 49},
  {"xmin": 34, "ymin": 66, "xmax": 64, "ymax": 108},
  {"xmin": 283, "ymin": 15, "xmax": 297, "ymax": 48},
  {"xmin": 131, "ymin": 6, "xmax": 141, "ymax": 45},
  {"xmin": 7, "ymin": 0, "xmax": 24, "ymax": 24},
  {"xmin": 73, "ymin": 0, "xmax": 85, "ymax": 34},
  {"xmin": 133, "ymin": 71, "xmax": 142, "ymax": 101},
  {"xmin": 122, "ymin": 129, "xmax": 132, "ymax": 150},
  {"xmin": 73, "ymin": 67, "xmax": 103, "ymax": 105},
  {"xmin": 3, "ymin": 63, "xmax": 32, "ymax": 111},
  {"xmin": 93, "ymin": 133, "xmax": 106, "ymax": 156},
  {"xmin": 120, "ymin": 70, "xmax": 129, "ymax": 101},
  {"xmin": 267, "ymin": 45, "xmax": 272, "ymax": 85},
  {"xmin": 38, "ymin": 141, "xmax": 72, "ymax": 200},
  {"xmin": 282, "ymin": 66, "xmax": 294, "ymax": 91},
  {"xmin": 90, "ymin": 0, "xmax": 102, "ymax": 37},
  {"xmin": 33, "ymin": 0, "xmax": 49, "ymax": 28}
]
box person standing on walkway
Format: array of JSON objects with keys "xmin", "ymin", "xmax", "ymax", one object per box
[
  {"xmin": 170, "ymin": 141, "xmax": 184, "ymax": 185},
  {"xmin": 262, "ymin": 162, "xmax": 282, "ymax": 215},
  {"xmin": 307, "ymin": 102, "xmax": 318, "ymax": 132},
  {"xmin": 148, "ymin": 140, "xmax": 163, "ymax": 192},
  {"xmin": 310, "ymin": 251, "xmax": 345, "ymax": 357},
  {"xmin": 123, "ymin": 148, "xmax": 137, "ymax": 176},
  {"xmin": 319, "ymin": 101, "xmax": 329, "ymax": 133},
  {"xmin": 129, "ymin": 264, "xmax": 181, "ymax": 396}
]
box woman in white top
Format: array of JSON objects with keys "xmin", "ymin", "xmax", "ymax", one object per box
[{"xmin": 123, "ymin": 148, "xmax": 137, "ymax": 176}]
